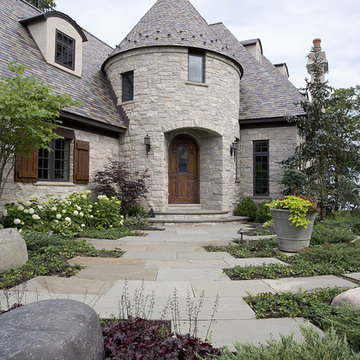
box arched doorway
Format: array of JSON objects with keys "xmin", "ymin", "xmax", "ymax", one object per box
[{"xmin": 168, "ymin": 134, "xmax": 199, "ymax": 204}]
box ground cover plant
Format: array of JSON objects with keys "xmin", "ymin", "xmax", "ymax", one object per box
[
  {"xmin": 225, "ymin": 242, "xmax": 360, "ymax": 280},
  {"xmin": 245, "ymin": 288, "xmax": 360, "ymax": 353},
  {"xmin": 210, "ymin": 327, "xmax": 360, "ymax": 360},
  {"xmin": 0, "ymin": 231, "xmax": 123, "ymax": 289}
]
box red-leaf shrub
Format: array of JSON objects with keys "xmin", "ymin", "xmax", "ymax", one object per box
[
  {"xmin": 102, "ymin": 316, "xmax": 221, "ymax": 359},
  {"xmin": 93, "ymin": 162, "xmax": 149, "ymax": 215}
]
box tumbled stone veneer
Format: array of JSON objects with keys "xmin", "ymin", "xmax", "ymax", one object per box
[{"xmin": 105, "ymin": 46, "xmax": 241, "ymax": 211}]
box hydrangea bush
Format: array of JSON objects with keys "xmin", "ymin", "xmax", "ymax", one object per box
[{"xmin": 2, "ymin": 191, "xmax": 123, "ymax": 237}]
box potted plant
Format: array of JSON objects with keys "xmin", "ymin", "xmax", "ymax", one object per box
[{"xmin": 266, "ymin": 195, "xmax": 319, "ymax": 252}]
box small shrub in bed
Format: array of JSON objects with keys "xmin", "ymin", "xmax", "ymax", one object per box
[
  {"xmin": 102, "ymin": 316, "xmax": 221, "ymax": 359},
  {"xmin": 255, "ymin": 202, "xmax": 272, "ymax": 223},
  {"xmin": 311, "ymin": 223, "xmax": 356, "ymax": 245},
  {"xmin": 234, "ymin": 197, "xmax": 257, "ymax": 221}
]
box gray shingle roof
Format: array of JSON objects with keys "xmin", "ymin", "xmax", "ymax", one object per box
[
  {"xmin": 0, "ymin": 0, "xmax": 126, "ymax": 129},
  {"xmin": 210, "ymin": 23, "xmax": 305, "ymax": 120},
  {"xmin": 106, "ymin": 0, "xmax": 243, "ymax": 74}
]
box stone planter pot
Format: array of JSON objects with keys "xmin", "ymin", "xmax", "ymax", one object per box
[{"xmin": 270, "ymin": 209, "xmax": 317, "ymax": 252}]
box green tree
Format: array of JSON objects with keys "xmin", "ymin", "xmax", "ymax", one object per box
[
  {"xmin": 283, "ymin": 48, "xmax": 360, "ymax": 218},
  {"xmin": 0, "ymin": 62, "xmax": 79, "ymax": 198},
  {"xmin": 28, "ymin": 0, "xmax": 56, "ymax": 10}
]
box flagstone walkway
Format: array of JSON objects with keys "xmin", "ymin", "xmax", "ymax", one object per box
[{"xmin": 1, "ymin": 225, "xmax": 358, "ymax": 350}]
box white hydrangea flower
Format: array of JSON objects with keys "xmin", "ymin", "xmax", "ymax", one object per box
[
  {"xmin": 73, "ymin": 210, "xmax": 79, "ymax": 216},
  {"xmin": 13, "ymin": 218, "xmax": 21, "ymax": 225},
  {"xmin": 25, "ymin": 201, "xmax": 31, "ymax": 206},
  {"xmin": 54, "ymin": 220, "xmax": 59, "ymax": 224},
  {"xmin": 86, "ymin": 190, "xmax": 91, "ymax": 194},
  {"xmin": 89, "ymin": 205, "xmax": 93, "ymax": 208},
  {"xmin": 17, "ymin": 205, "xmax": 24, "ymax": 211},
  {"xmin": 76, "ymin": 206, "xmax": 81, "ymax": 211},
  {"xmin": 23, "ymin": 209, "xmax": 29, "ymax": 214},
  {"xmin": 90, "ymin": 215, "xmax": 94, "ymax": 218},
  {"xmin": 32, "ymin": 214, "xmax": 40, "ymax": 220},
  {"xmin": 51, "ymin": 207, "xmax": 57, "ymax": 211},
  {"xmin": 79, "ymin": 212, "xmax": 84, "ymax": 217},
  {"xmin": 28, "ymin": 208, "xmax": 35, "ymax": 215},
  {"xmin": 3, "ymin": 209, "xmax": 7, "ymax": 217},
  {"xmin": 65, "ymin": 217, "xmax": 71, "ymax": 222},
  {"xmin": 17, "ymin": 198, "xmax": 24, "ymax": 204},
  {"xmin": 81, "ymin": 224, "xmax": 86, "ymax": 228},
  {"xmin": 56, "ymin": 214, "xmax": 61, "ymax": 219},
  {"xmin": 38, "ymin": 205, "xmax": 43, "ymax": 210},
  {"xmin": 29, "ymin": 195, "xmax": 40, "ymax": 201},
  {"xmin": 81, "ymin": 194, "xmax": 87, "ymax": 199},
  {"xmin": 62, "ymin": 209, "xmax": 66, "ymax": 213}
]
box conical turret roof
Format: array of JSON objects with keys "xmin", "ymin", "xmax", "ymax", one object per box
[{"xmin": 105, "ymin": 0, "xmax": 242, "ymax": 73}]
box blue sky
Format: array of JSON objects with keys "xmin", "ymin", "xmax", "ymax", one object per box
[{"xmin": 56, "ymin": 0, "xmax": 360, "ymax": 89}]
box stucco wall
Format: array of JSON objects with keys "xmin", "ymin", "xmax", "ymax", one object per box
[
  {"xmin": 1, "ymin": 128, "xmax": 120, "ymax": 212},
  {"xmin": 105, "ymin": 46, "xmax": 241, "ymax": 211},
  {"xmin": 239, "ymin": 125, "xmax": 299, "ymax": 202}
]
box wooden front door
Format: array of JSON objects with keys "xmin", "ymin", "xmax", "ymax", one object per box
[{"xmin": 168, "ymin": 135, "xmax": 199, "ymax": 204}]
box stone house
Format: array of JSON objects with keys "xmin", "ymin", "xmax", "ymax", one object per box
[{"xmin": 0, "ymin": 0, "xmax": 304, "ymax": 216}]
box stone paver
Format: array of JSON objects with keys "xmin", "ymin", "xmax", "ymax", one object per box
[
  {"xmin": 225, "ymin": 257, "xmax": 289, "ymax": 267},
  {"xmin": 156, "ymin": 268, "xmax": 230, "ymax": 281},
  {"xmin": 3, "ymin": 225, "xmax": 354, "ymax": 350},
  {"xmin": 177, "ymin": 318, "xmax": 322, "ymax": 351},
  {"xmin": 343, "ymin": 272, "xmax": 360, "ymax": 281},
  {"xmin": 264, "ymin": 275, "xmax": 356, "ymax": 293},
  {"xmin": 191, "ymin": 279, "xmax": 276, "ymax": 297},
  {"xmin": 122, "ymin": 251, "xmax": 177, "ymax": 260},
  {"xmin": 105, "ymin": 280, "xmax": 194, "ymax": 298}
]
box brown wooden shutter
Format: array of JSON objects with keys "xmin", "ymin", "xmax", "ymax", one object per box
[
  {"xmin": 73, "ymin": 140, "xmax": 90, "ymax": 184},
  {"xmin": 15, "ymin": 150, "xmax": 39, "ymax": 183}
]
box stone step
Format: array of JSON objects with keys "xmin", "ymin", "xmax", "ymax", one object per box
[
  {"xmin": 148, "ymin": 215, "xmax": 248, "ymax": 226},
  {"xmin": 155, "ymin": 209, "xmax": 230, "ymax": 219}
]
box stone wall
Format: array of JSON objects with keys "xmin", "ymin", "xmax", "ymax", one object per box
[
  {"xmin": 105, "ymin": 46, "xmax": 241, "ymax": 212},
  {"xmin": 238, "ymin": 125, "xmax": 299, "ymax": 202},
  {"xmin": 1, "ymin": 127, "xmax": 120, "ymax": 212}
]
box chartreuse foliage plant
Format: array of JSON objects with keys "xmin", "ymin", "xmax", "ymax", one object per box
[
  {"xmin": 2, "ymin": 191, "xmax": 124, "ymax": 237},
  {"xmin": 266, "ymin": 195, "xmax": 318, "ymax": 227},
  {"xmin": 0, "ymin": 62, "xmax": 79, "ymax": 198}
]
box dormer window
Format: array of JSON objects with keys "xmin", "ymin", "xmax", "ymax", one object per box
[
  {"xmin": 55, "ymin": 30, "xmax": 75, "ymax": 70},
  {"xmin": 188, "ymin": 50, "xmax": 205, "ymax": 83}
]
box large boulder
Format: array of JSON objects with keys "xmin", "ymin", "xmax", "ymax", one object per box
[
  {"xmin": 0, "ymin": 228, "xmax": 28, "ymax": 271},
  {"xmin": 0, "ymin": 299, "xmax": 104, "ymax": 360},
  {"xmin": 331, "ymin": 287, "xmax": 360, "ymax": 308}
]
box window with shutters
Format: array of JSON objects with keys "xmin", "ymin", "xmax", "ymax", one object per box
[
  {"xmin": 253, "ymin": 140, "xmax": 269, "ymax": 196},
  {"xmin": 38, "ymin": 138, "xmax": 70, "ymax": 181},
  {"xmin": 122, "ymin": 71, "xmax": 134, "ymax": 102}
]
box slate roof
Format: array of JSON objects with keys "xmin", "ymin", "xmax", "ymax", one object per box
[
  {"xmin": 0, "ymin": 0, "xmax": 126, "ymax": 129},
  {"xmin": 210, "ymin": 23, "xmax": 305, "ymax": 120},
  {"xmin": 106, "ymin": 0, "xmax": 243, "ymax": 74}
]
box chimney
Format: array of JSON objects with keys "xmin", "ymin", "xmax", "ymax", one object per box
[
  {"xmin": 306, "ymin": 38, "xmax": 329, "ymax": 82},
  {"xmin": 313, "ymin": 38, "xmax": 321, "ymax": 51}
]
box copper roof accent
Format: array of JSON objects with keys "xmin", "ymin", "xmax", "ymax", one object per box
[
  {"xmin": 103, "ymin": 0, "xmax": 243, "ymax": 75},
  {"xmin": 210, "ymin": 23, "xmax": 305, "ymax": 120}
]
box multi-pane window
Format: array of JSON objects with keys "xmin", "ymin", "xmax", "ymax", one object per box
[
  {"xmin": 188, "ymin": 50, "xmax": 205, "ymax": 83},
  {"xmin": 253, "ymin": 140, "xmax": 269, "ymax": 196},
  {"xmin": 38, "ymin": 139, "xmax": 70, "ymax": 181},
  {"xmin": 122, "ymin": 71, "xmax": 134, "ymax": 102},
  {"xmin": 178, "ymin": 146, "xmax": 188, "ymax": 173},
  {"xmin": 55, "ymin": 30, "xmax": 75, "ymax": 69}
]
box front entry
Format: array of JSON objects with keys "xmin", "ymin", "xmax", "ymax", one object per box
[{"xmin": 168, "ymin": 134, "xmax": 199, "ymax": 204}]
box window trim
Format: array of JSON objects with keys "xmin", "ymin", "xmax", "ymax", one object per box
[
  {"xmin": 55, "ymin": 29, "xmax": 75, "ymax": 70},
  {"xmin": 38, "ymin": 138, "xmax": 71, "ymax": 182},
  {"xmin": 188, "ymin": 49, "xmax": 205, "ymax": 83},
  {"xmin": 122, "ymin": 71, "xmax": 134, "ymax": 103},
  {"xmin": 253, "ymin": 140, "xmax": 269, "ymax": 196}
]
